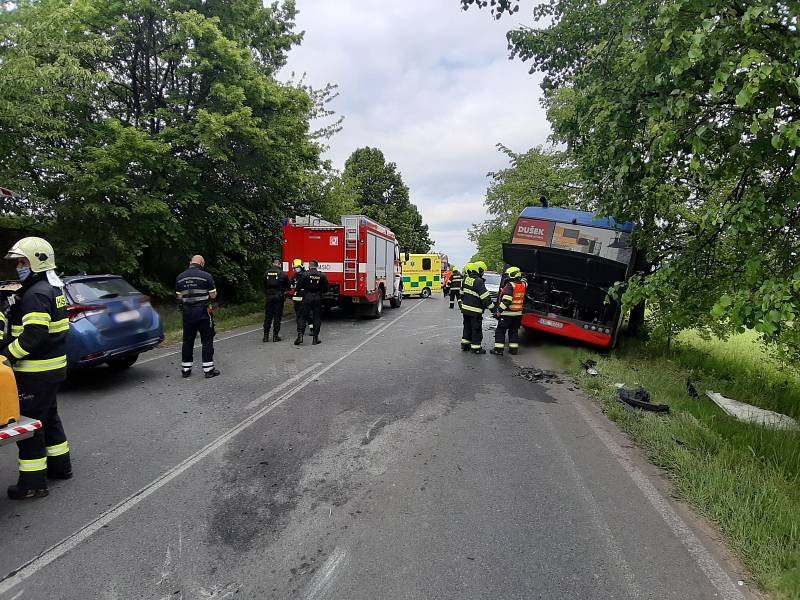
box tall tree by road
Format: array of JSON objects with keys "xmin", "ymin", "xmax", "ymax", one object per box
[
  {"xmin": 0, "ymin": 0, "xmax": 322, "ymax": 298},
  {"xmin": 342, "ymin": 147, "xmax": 433, "ymax": 253},
  {"xmin": 463, "ymin": 0, "xmax": 800, "ymax": 357}
]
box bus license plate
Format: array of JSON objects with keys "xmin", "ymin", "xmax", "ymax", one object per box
[{"xmin": 539, "ymin": 318, "xmax": 564, "ymax": 329}]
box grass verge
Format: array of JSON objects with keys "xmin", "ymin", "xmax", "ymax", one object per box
[
  {"xmin": 157, "ymin": 301, "xmax": 290, "ymax": 345},
  {"xmin": 541, "ymin": 331, "xmax": 800, "ymax": 599}
]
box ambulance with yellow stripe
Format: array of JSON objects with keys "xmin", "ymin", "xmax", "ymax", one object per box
[{"xmin": 400, "ymin": 253, "xmax": 442, "ymax": 298}]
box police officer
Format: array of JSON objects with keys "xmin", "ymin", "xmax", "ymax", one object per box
[
  {"xmin": 294, "ymin": 260, "xmax": 328, "ymax": 346},
  {"xmin": 448, "ymin": 266, "xmax": 463, "ymax": 309},
  {"xmin": 491, "ymin": 266, "xmax": 527, "ymax": 356},
  {"xmin": 263, "ymin": 258, "xmax": 289, "ymax": 343},
  {"xmin": 1, "ymin": 237, "xmax": 71, "ymax": 499},
  {"xmin": 176, "ymin": 255, "xmax": 219, "ymax": 378},
  {"xmin": 460, "ymin": 262, "xmax": 494, "ymax": 354},
  {"xmin": 289, "ymin": 258, "xmax": 307, "ymax": 337}
]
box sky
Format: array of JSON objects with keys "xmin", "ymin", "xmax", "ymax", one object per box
[{"xmin": 280, "ymin": 0, "xmax": 549, "ymax": 269}]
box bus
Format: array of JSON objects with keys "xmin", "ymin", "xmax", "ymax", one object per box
[{"xmin": 502, "ymin": 205, "xmax": 636, "ymax": 349}]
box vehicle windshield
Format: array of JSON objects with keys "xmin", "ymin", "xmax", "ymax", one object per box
[
  {"xmin": 67, "ymin": 278, "xmax": 140, "ymax": 303},
  {"xmin": 483, "ymin": 273, "xmax": 502, "ymax": 286}
]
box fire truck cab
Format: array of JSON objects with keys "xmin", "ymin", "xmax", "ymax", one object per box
[{"xmin": 281, "ymin": 215, "xmax": 403, "ymax": 318}]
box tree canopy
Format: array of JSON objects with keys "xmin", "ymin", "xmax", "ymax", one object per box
[
  {"xmin": 1, "ymin": 0, "xmax": 322, "ymax": 298},
  {"xmin": 463, "ymin": 0, "xmax": 800, "ymax": 357}
]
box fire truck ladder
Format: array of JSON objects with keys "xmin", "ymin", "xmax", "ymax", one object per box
[{"xmin": 343, "ymin": 216, "xmax": 359, "ymax": 292}]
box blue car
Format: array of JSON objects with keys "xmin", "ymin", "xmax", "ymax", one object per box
[{"xmin": 63, "ymin": 274, "xmax": 164, "ymax": 370}]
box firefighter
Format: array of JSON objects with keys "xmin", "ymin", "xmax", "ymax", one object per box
[
  {"xmin": 263, "ymin": 258, "xmax": 290, "ymax": 343},
  {"xmin": 460, "ymin": 262, "xmax": 494, "ymax": 354},
  {"xmin": 491, "ymin": 266, "xmax": 527, "ymax": 356},
  {"xmin": 1, "ymin": 237, "xmax": 71, "ymax": 499},
  {"xmin": 176, "ymin": 255, "xmax": 219, "ymax": 379},
  {"xmin": 448, "ymin": 266, "xmax": 463, "ymax": 309},
  {"xmin": 294, "ymin": 259, "xmax": 328, "ymax": 346},
  {"xmin": 289, "ymin": 258, "xmax": 307, "ymax": 337}
]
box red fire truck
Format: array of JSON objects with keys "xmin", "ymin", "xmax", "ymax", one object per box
[{"xmin": 281, "ymin": 215, "xmax": 403, "ymax": 318}]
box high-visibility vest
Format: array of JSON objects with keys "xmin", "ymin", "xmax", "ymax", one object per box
[{"xmin": 499, "ymin": 281, "xmax": 527, "ymax": 316}]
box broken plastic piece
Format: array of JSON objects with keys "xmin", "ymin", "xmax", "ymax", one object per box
[{"xmin": 705, "ymin": 391, "xmax": 797, "ymax": 429}]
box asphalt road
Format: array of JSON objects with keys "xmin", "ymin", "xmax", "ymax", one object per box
[{"xmin": 0, "ymin": 297, "xmax": 754, "ymax": 599}]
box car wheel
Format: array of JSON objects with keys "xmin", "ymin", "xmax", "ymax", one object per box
[{"xmin": 106, "ymin": 354, "xmax": 138, "ymax": 370}]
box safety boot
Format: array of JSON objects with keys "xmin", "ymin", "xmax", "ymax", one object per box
[
  {"xmin": 461, "ymin": 344, "xmax": 470, "ymax": 352},
  {"xmin": 204, "ymin": 368, "xmax": 221, "ymax": 379},
  {"xmin": 262, "ymin": 332, "xmax": 269, "ymax": 343},
  {"xmin": 490, "ymin": 348, "xmax": 504, "ymax": 356},
  {"xmin": 472, "ymin": 348, "xmax": 487, "ymax": 355},
  {"xmin": 312, "ymin": 335, "xmax": 321, "ymax": 345},
  {"xmin": 8, "ymin": 471, "xmax": 48, "ymax": 500},
  {"xmin": 294, "ymin": 333, "xmax": 304, "ymax": 345},
  {"xmin": 509, "ymin": 348, "xmax": 519, "ymax": 355},
  {"xmin": 273, "ymin": 333, "xmax": 282, "ymax": 342},
  {"xmin": 182, "ymin": 369, "xmax": 191, "ymax": 378}
]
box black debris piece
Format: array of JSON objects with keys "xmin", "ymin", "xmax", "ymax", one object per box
[
  {"xmin": 617, "ymin": 385, "xmax": 669, "ymax": 412},
  {"xmin": 514, "ymin": 367, "xmax": 563, "ymax": 384},
  {"xmin": 686, "ymin": 378, "xmax": 699, "ymax": 398}
]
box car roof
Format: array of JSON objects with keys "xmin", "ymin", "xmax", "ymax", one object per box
[{"xmin": 62, "ymin": 274, "xmax": 124, "ymax": 283}]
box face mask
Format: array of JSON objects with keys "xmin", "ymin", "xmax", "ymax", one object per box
[
  {"xmin": 16, "ymin": 266, "xmax": 31, "ymax": 281},
  {"xmin": 294, "ymin": 267, "xmax": 303, "ymax": 274}
]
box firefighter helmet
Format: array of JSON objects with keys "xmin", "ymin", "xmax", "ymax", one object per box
[
  {"xmin": 4, "ymin": 237, "xmax": 57, "ymax": 272},
  {"xmin": 474, "ymin": 260, "xmax": 488, "ymax": 274},
  {"xmin": 292, "ymin": 258, "xmax": 303, "ymax": 268},
  {"xmin": 505, "ymin": 266, "xmax": 522, "ymax": 279},
  {"xmin": 464, "ymin": 262, "xmax": 477, "ymax": 275}
]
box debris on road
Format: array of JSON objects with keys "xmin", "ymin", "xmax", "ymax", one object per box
[
  {"xmin": 581, "ymin": 359, "xmax": 598, "ymax": 376},
  {"xmin": 514, "ymin": 367, "xmax": 564, "ymax": 384},
  {"xmin": 686, "ymin": 378, "xmax": 699, "ymax": 398},
  {"xmin": 705, "ymin": 391, "xmax": 798, "ymax": 429},
  {"xmin": 616, "ymin": 386, "xmax": 670, "ymax": 413}
]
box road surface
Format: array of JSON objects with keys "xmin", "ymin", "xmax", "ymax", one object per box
[{"xmin": 0, "ymin": 297, "xmax": 753, "ymax": 599}]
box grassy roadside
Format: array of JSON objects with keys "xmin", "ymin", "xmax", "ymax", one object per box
[
  {"xmin": 158, "ymin": 301, "xmax": 292, "ymax": 345},
  {"xmin": 542, "ymin": 331, "xmax": 800, "ymax": 599}
]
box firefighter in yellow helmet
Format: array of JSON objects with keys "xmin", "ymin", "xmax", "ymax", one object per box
[
  {"xmin": 491, "ymin": 266, "xmax": 527, "ymax": 356},
  {"xmin": 1, "ymin": 237, "xmax": 71, "ymax": 499},
  {"xmin": 289, "ymin": 259, "xmax": 310, "ymax": 340},
  {"xmin": 459, "ymin": 262, "xmax": 494, "ymax": 353}
]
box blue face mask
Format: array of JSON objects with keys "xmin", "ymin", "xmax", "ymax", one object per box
[{"xmin": 16, "ymin": 266, "xmax": 31, "ymax": 281}]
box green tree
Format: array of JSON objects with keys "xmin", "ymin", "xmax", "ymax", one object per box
[
  {"xmin": 1, "ymin": 0, "xmax": 322, "ymax": 299},
  {"xmin": 464, "ymin": 0, "xmax": 800, "ymax": 357},
  {"xmin": 341, "ymin": 147, "xmax": 433, "ymax": 253}
]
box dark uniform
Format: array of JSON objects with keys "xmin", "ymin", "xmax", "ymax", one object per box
[
  {"xmin": 296, "ymin": 268, "xmax": 328, "ymax": 343},
  {"xmin": 460, "ymin": 273, "xmax": 494, "ymax": 353},
  {"xmin": 176, "ymin": 265, "xmax": 217, "ymax": 376},
  {"xmin": 263, "ymin": 266, "xmax": 290, "ymax": 341},
  {"xmin": 448, "ymin": 270, "xmax": 463, "ymax": 309},
  {"xmin": 493, "ymin": 279, "xmax": 527, "ymax": 355},
  {"xmin": 1, "ymin": 273, "xmax": 71, "ymax": 495},
  {"xmin": 290, "ymin": 266, "xmax": 307, "ymax": 335}
]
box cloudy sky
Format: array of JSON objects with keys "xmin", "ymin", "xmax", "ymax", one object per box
[{"xmin": 281, "ymin": 0, "xmax": 549, "ymax": 268}]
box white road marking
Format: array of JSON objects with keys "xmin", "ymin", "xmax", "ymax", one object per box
[
  {"xmin": 0, "ymin": 303, "xmax": 423, "ymax": 596},
  {"xmin": 539, "ymin": 412, "xmax": 641, "ymax": 599},
  {"xmin": 8, "ymin": 591, "xmax": 22, "ymax": 600},
  {"xmin": 139, "ymin": 319, "xmax": 292, "ymax": 365},
  {"xmin": 305, "ymin": 546, "xmax": 348, "ymax": 600},
  {"xmin": 242, "ymin": 363, "xmax": 322, "ymax": 411},
  {"xmin": 570, "ymin": 400, "xmax": 747, "ymax": 600}
]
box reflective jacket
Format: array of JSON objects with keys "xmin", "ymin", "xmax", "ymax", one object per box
[
  {"xmin": 1, "ymin": 273, "xmax": 69, "ymax": 381},
  {"xmin": 176, "ymin": 266, "xmax": 216, "ymax": 321},
  {"xmin": 0, "ymin": 311, "xmax": 5, "ymax": 343},
  {"xmin": 290, "ymin": 268, "xmax": 306, "ymax": 302},
  {"xmin": 264, "ymin": 268, "xmax": 290, "ymax": 299},
  {"xmin": 449, "ymin": 271, "xmax": 463, "ymax": 293},
  {"xmin": 460, "ymin": 275, "xmax": 494, "ymax": 316},
  {"xmin": 497, "ymin": 280, "xmax": 527, "ymax": 317}
]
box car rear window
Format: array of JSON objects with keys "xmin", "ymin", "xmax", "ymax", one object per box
[
  {"xmin": 484, "ymin": 273, "xmax": 502, "ymax": 285},
  {"xmin": 67, "ymin": 278, "xmax": 140, "ymax": 303}
]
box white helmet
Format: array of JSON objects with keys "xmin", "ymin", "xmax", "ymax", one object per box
[{"xmin": 5, "ymin": 237, "xmax": 57, "ymax": 272}]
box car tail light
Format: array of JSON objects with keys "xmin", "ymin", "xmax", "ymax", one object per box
[
  {"xmin": 140, "ymin": 295, "xmax": 151, "ymax": 305},
  {"xmin": 67, "ymin": 304, "xmax": 106, "ymax": 321}
]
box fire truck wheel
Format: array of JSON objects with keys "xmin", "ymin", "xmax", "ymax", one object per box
[
  {"xmin": 389, "ymin": 292, "xmax": 402, "ymax": 308},
  {"xmin": 421, "ymin": 287, "xmax": 431, "ymax": 299},
  {"xmin": 368, "ymin": 288, "xmax": 384, "ymax": 319}
]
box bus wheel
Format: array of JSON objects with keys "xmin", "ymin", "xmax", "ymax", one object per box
[{"xmin": 421, "ymin": 287, "xmax": 431, "ymax": 299}]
